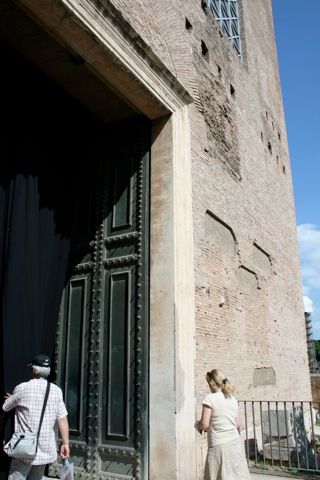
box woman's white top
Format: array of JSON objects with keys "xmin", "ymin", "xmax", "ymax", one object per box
[{"xmin": 202, "ymin": 391, "xmax": 240, "ymax": 447}]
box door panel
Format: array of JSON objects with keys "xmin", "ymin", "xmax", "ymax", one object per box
[
  {"xmin": 60, "ymin": 276, "xmax": 90, "ymax": 440},
  {"xmin": 51, "ymin": 121, "xmax": 150, "ymax": 479}
]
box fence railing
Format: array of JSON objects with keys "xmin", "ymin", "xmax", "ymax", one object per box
[{"xmin": 239, "ymin": 400, "xmax": 320, "ymax": 474}]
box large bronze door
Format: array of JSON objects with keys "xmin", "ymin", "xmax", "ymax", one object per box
[{"xmin": 51, "ymin": 122, "xmax": 150, "ymax": 480}]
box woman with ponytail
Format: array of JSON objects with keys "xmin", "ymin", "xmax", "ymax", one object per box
[{"xmin": 195, "ymin": 369, "xmax": 251, "ymax": 479}]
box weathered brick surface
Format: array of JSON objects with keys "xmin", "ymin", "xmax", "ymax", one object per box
[{"xmin": 112, "ymin": 0, "xmax": 311, "ymax": 399}]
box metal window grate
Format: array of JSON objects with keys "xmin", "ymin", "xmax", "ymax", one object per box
[{"xmin": 208, "ymin": 0, "xmax": 242, "ymax": 60}]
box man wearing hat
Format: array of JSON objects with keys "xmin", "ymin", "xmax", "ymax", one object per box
[{"xmin": 2, "ymin": 354, "xmax": 69, "ymax": 480}]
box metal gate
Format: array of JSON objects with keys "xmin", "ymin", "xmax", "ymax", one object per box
[{"xmin": 50, "ymin": 123, "xmax": 150, "ymax": 480}]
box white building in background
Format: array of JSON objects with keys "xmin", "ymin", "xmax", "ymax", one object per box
[
  {"xmin": 304, "ymin": 296, "xmax": 318, "ymax": 372},
  {"xmin": 304, "ymin": 296, "xmax": 314, "ymax": 314}
]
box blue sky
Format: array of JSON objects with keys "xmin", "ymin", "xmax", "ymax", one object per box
[{"xmin": 272, "ymin": 0, "xmax": 320, "ymax": 338}]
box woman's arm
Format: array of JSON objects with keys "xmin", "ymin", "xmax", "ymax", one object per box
[
  {"xmin": 236, "ymin": 410, "xmax": 241, "ymax": 433},
  {"xmin": 197, "ymin": 404, "xmax": 212, "ymax": 432}
]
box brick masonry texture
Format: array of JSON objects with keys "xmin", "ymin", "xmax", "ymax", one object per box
[{"xmin": 112, "ymin": 0, "xmax": 311, "ymax": 405}]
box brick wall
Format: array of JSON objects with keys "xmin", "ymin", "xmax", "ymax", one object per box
[
  {"xmin": 113, "ymin": 0, "xmax": 311, "ymax": 401},
  {"xmin": 111, "ymin": 0, "xmax": 312, "ymax": 473}
]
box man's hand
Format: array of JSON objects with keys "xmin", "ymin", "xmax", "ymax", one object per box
[
  {"xmin": 58, "ymin": 416, "xmax": 70, "ymax": 460},
  {"xmin": 60, "ymin": 444, "xmax": 70, "ymax": 460}
]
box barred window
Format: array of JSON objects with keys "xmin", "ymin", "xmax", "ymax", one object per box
[{"xmin": 208, "ymin": 0, "xmax": 242, "ymax": 60}]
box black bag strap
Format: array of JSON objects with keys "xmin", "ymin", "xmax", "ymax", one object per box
[{"xmin": 37, "ymin": 381, "xmax": 50, "ymax": 436}]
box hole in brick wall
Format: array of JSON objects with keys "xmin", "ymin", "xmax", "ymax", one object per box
[
  {"xmin": 276, "ymin": 155, "xmax": 279, "ymax": 164},
  {"xmin": 282, "ymin": 165, "xmax": 286, "ymax": 174},
  {"xmin": 272, "ymin": 121, "xmax": 274, "ymax": 130},
  {"xmin": 205, "ymin": 211, "xmax": 236, "ymax": 255},
  {"xmin": 278, "ymin": 131, "xmax": 281, "ymax": 141},
  {"xmin": 185, "ymin": 17, "xmax": 193, "ymax": 30},
  {"xmin": 201, "ymin": 0, "xmax": 208, "ymax": 14},
  {"xmin": 218, "ymin": 64, "xmax": 222, "ymax": 76},
  {"xmin": 201, "ymin": 40, "xmax": 209, "ymax": 61},
  {"xmin": 268, "ymin": 141, "xmax": 272, "ymax": 154},
  {"xmin": 230, "ymin": 84, "xmax": 235, "ymax": 97},
  {"xmin": 252, "ymin": 243, "xmax": 272, "ymax": 275},
  {"xmin": 253, "ymin": 367, "xmax": 276, "ymax": 386},
  {"xmin": 237, "ymin": 266, "xmax": 258, "ymax": 296},
  {"xmin": 266, "ymin": 110, "xmax": 268, "ymax": 119},
  {"xmin": 261, "ymin": 132, "xmax": 264, "ymax": 142}
]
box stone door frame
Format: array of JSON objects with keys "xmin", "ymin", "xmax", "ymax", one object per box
[{"xmin": 11, "ymin": 1, "xmax": 196, "ymax": 477}]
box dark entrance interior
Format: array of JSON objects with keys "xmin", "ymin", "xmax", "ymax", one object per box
[
  {"xmin": 0, "ymin": 4, "xmax": 150, "ymax": 476},
  {"xmin": 0, "ymin": 40, "xmax": 107, "ymax": 390}
]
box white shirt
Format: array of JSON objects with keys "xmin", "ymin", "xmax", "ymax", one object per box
[
  {"xmin": 3, "ymin": 378, "xmax": 68, "ymax": 465},
  {"xmin": 202, "ymin": 391, "xmax": 240, "ymax": 446}
]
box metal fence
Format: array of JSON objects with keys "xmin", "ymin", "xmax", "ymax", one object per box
[{"xmin": 239, "ymin": 400, "xmax": 320, "ymax": 474}]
